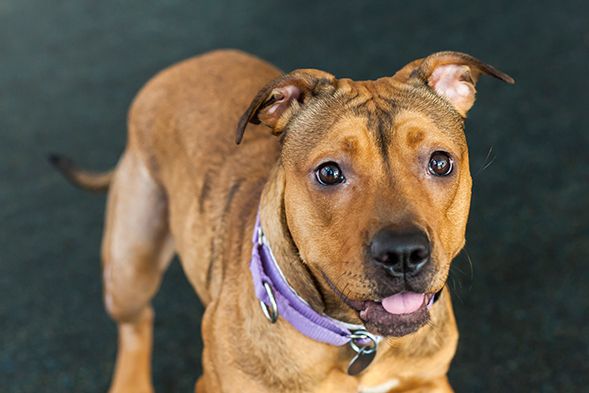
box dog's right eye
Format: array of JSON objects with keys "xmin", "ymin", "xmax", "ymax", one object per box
[{"xmin": 316, "ymin": 162, "xmax": 345, "ymax": 185}]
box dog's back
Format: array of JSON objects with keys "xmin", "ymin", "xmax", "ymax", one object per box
[{"xmin": 123, "ymin": 50, "xmax": 283, "ymax": 303}]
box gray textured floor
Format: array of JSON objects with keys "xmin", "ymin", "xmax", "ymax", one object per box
[{"xmin": 1, "ymin": 0, "xmax": 588, "ymax": 391}]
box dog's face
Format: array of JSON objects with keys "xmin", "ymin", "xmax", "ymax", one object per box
[{"xmin": 238, "ymin": 52, "xmax": 513, "ymax": 337}]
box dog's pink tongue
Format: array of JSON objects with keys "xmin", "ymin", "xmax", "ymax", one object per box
[{"xmin": 381, "ymin": 293, "xmax": 425, "ymax": 315}]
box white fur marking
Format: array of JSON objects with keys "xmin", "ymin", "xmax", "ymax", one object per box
[{"xmin": 359, "ymin": 378, "xmax": 400, "ymax": 393}]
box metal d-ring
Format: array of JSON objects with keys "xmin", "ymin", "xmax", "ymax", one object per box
[
  {"xmin": 347, "ymin": 330, "xmax": 378, "ymax": 355},
  {"xmin": 259, "ymin": 281, "xmax": 278, "ymax": 323}
]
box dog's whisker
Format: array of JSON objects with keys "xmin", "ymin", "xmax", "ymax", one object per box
[
  {"xmin": 451, "ymin": 277, "xmax": 458, "ymax": 291},
  {"xmin": 384, "ymin": 336, "xmax": 402, "ymax": 349},
  {"xmin": 407, "ymin": 329, "xmax": 422, "ymax": 351},
  {"xmin": 448, "ymin": 265, "xmax": 466, "ymax": 282},
  {"xmin": 450, "ymin": 263, "xmax": 465, "ymax": 275},
  {"xmin": 475, "ymin": 145, "xmax": 497, "ymax": 177},
  {"xmin": 463, "ymin": 248, "xmax": 475, "ymax": 283},
  {"xmin": 450, "ymin": 268, "xmax": 466, "ymax": 291},
  {"xmin": 426, "ymin": 320, "xmax": 445, "ymax": 349},
  {"xmin": 447, "ymin": 281, "xmax": 465, "ymax": 305}
]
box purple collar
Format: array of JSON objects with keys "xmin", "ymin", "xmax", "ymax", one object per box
[{"xmin": 249, "ymin": 210, "xmax": 377, "ymax": 348}]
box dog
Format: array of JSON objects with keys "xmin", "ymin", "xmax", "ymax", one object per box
[{"xmin": 51, "ymin": 49, "xmax": 513, "ymax": 392}]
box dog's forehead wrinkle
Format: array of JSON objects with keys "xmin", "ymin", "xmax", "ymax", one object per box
[{"xmin": 373, "ymin": 110, "xmax": 394, "ymax": 165}]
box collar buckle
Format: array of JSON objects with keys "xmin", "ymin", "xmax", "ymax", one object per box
[{"xmin": 259, "ymin": 281, "xmax": 278, "ymax": 323}]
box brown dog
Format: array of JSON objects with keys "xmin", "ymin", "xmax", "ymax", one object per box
[{"xmin": 53, "ymin": 50, "xmax": 513, "ymax": 392}]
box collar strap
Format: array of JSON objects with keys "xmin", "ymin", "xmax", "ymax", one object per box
[{"xmin": 249, "ymin": 210, "xmax": 365, "ymax": 346}]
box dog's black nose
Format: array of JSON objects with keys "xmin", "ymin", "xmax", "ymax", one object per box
[{"xmin": 370, "ymin": 228, "xmax": 431, "ymax": 277}]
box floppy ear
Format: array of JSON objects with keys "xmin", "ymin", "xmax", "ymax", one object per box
[
  {"xmin": 393, "ymin": 51, "xmax": 514, "ymax": 117},
  {"xmin": 236, "ymin": 69, "xmax": 335, "ymax": 144}
]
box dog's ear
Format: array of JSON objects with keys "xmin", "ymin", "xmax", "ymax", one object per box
[
  {"xmin": 393, "ymin": 51, "xmax": 514, "ymax": 117},
  {"xmin": 236, "ymin": 70, "xmax": 335, "ymax": 144}
]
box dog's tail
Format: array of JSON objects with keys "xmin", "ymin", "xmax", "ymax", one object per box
[{"xmin": 48, "ymin": 154, "xmax": 113, "ymax": 193}]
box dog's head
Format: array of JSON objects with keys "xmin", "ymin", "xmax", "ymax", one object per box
[{"xmin": 238, "ymin": 52, "xmax": 513, "ymax": 337}]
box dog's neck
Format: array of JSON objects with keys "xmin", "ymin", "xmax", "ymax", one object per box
[{"xmin": 259, "ymin": 163, "xmax": 327, "ymax": 315}]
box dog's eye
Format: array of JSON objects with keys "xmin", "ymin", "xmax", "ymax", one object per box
[
  {"xmin": 316, "ymin": 162, "xmax": 345, "ymax": 185},
  {"xmin": 428, "ymin": 152, "xmax": 453, "ymax": 176}
]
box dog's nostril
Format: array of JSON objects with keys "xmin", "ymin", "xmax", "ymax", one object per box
[
  {"xmin": 409, "ymin": 248, "xmax": 428, "ymax": 264},
  {"xmin": 375, "ymin": 252, "xmax": 401, "ymax": 267}
]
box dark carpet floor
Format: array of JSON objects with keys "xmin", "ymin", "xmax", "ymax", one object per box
[{"xmin": 1, "ymin": 0, "xmax": 588, "ymax": 391}]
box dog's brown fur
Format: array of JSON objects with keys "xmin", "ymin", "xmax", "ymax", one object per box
[{"xmin": 54, "ymin": 49, "xmax": 512, "ymax": 392}]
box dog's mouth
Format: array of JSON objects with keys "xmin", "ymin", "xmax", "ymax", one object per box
[
  {"xmin": 327, "ymin": 279, "xmax": 437, "ymax": 337},
  {"xmin": 354, "ymin": 293, "xmax": 435, "ymax": 337}
]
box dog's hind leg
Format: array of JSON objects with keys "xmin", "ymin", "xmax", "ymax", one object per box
[{"xmin": 101, "ymin": 149, "xmax": 175, "ymax": 393}]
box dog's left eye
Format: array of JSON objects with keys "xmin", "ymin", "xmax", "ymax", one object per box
[
  {"xmin": 428, "ymin": 152, "xmax": 453, "ymax": 176},
  {"xmin": 316, "ymin": 162, "xmax": 345, "ymax": 185}
]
